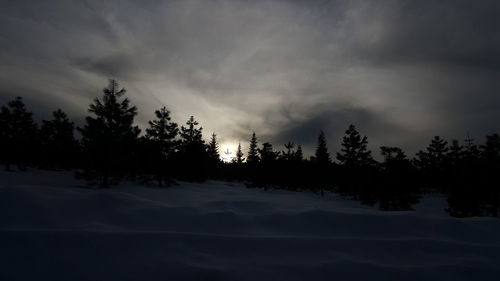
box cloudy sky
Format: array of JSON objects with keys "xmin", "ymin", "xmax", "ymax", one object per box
[{"xmin": 1, "ymin": 0, "xmax": 499, "ymax": 158}]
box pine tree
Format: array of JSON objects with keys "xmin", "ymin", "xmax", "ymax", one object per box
[
  {"xmin": 482, "ymin": 134, "xmax": 500, "ymax": 161},
  {"xmin": 416, "ymin": 136, "xmax": 449, "ymax": 170},
  {"xmin": 247, "ymin": 132, "xmax": 260, "ymax": 164},
  {"xmin": 283, "ymin": 141, "xmax": 295, "ymax": 161},
  {"xmin": 78, "ymin": 79, "xmax": 140, "ymax": 187},
  {"xmin": 145, "ymin": 107, "xmax": 178, "ymax": 157},
  {"xmin": 447, "ymin": 140, "xmax": 464, "ymax": 166},
  {"xmin": 206, "ymin": 133, "xmax": 221, "ymax": 164},
  {"xmin": 314, "ymin": 131, "xmax": 331, "ymax": 165},
  {"xmin": 234, "ymin": 142, "xmax": 245, "ymax": 164},
  {"xmin": 336, "ymin": 125, "xmax": 374, "ymax": 168},
  {"xmin": 180, "ymin": 116, "xmax": 204, "ymax": 145},
  {"xmin": 146, "ymin": 107, "xmax": 178, "ymax": 146},
  {"xmin": 178, "ymin": 116, "xmax": 207, "ymax": 181},
  {"xmin": 143, "ymin": 106, "xmax": 179, "ymax": 185},
  {"xmin": 380, "ymin": 146, "xmax": 407, "ymax": 163},
  {"xmin": 259, "ymin": 142, "xmax": 279, "ymax": 163},
  {"xmin": 294, "ymin": 144, "xmax": 304, "ymax": 162},
  {"xmin": 40, "ymin": 109, "xmax": 78, "ymax": 169},
  {"xmin": 0, "ymin": 97, "xmax": 38, "ymax": 171},
  {"xmin": 460, "ymin": 133, "xmax": 480, "ymax": 160}
]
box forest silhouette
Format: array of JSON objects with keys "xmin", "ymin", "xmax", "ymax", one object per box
[{"xmin": 1, "ymin": 79, "xmax": 499, "ymax": 217}]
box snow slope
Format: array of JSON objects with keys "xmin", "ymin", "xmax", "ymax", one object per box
[{"xmin": 1, "ymin": 169, "xmax": 499, "ymax": 281}]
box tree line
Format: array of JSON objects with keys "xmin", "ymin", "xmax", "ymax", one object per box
[{"xmin": 1, "ymin": 79, "xmax": 499, "ymax": 217}]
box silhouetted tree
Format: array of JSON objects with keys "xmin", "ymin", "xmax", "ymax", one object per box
[
  {"xmin": 335, "ymin": 125, "xmax": 375, "ymax": 202},
  {"xmin": 142, "ymin": 106, "xmax": 179, "ymax": 186},
  {"xmin": 314, "ymin": 131, "xmax": 331, "ymax": 165},
  {"xmin": 0, "ymin": 97, "xmax": 38, "ymax": 171},
  {"xmin": 482, "ymin": 134, "xmax": 500, "ymax": 162},
  {"xmin": 180, "ymin": 116, "xmax": 204, "ymax": 144},
  {"xmin": 414, "ymin": 136, "xmax": 449, "ymax": 189},
  {"xmin": 146, "ymin": 107, "xmax": 178, "ymax": 147},
  {"xmin": 177, "ymin": 116, "xmax": 208, "ymax": 181},
  {"xmin": 247, "ymin": 132, "xmax": 260, "ymax": 164},
  {"xmin": 447, "ymin": 140, "xmax": 464, "ymax": 166},
  {"xmin": 207, "ymin": 133, "xmax": 221, "ymax": 164},
  {"xmin": 234, "ymin": 142, "xmax": 245, "ymax": 164},
  {"xmin": 378, "ymin": 146, "xmax": 420, "ymax": 210},
  {"xmin": 78, "ymin": 79, "xmax": 140, "ymax": 187},
  {"xmin": 415, "ymin": 136, "xmax": 449, "ymax": 171},
  {"xmin": 444, "ymin": 134, "xmax": 497, "ymax": 217},
  {"xmin": 336, "ymin": 125, "xmax": 374, "ymax": 168},
  {"xmin": 259, "ymin": 142, "xmax": 279, "ymax": 163},
  {"xmin": 206, "ymin": 133, "xmax": 222, "ymax": 178},
  {"xmin": 39, "ymin": 109, "xmax": 79, "ymax": 169},
  {"xmin": 380, "ymin": 146, "xmax": 407, "ymax": 162},
  {"xmin": 294, "ymin": 144, "xmax": 304, "ymax": 162},
  {"xmin": 252, "ymin": 141, "xmax": 279, "ymax": 189},
  {"xmin": 282, "ymin": 141, "xmax": 295, "ymax": 161}
]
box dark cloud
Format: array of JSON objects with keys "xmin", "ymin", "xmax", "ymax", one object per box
[
  {"xmin": 1, "ymin": 0, "xmax": 500, "ymax": 158},
  {"xmin": 341, "ymin": 0, "xmax": 500, "ymax": 69}
]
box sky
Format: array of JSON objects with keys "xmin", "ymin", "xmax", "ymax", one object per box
[{"xmin": 1, "ymin": 0, "xmax": 500, "ymax": 159}]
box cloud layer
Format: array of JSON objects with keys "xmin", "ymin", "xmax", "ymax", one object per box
[{"xmin": 1, "ymin": 0, "xmax": 500, "ymax": 157}]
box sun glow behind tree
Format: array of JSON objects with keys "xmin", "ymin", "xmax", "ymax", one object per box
[{"xmin": 220, "ymin": 142, "xmax": 239, "ymax": 163}]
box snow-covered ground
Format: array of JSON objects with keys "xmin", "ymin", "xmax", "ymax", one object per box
[{"xmin": 1, "ymin": 169, "xmax": 499, "ymax": 281}]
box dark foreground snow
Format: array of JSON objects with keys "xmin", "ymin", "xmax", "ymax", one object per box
[{"xmin": 1, "ymin": 170, "xmax": 499, "ymax": 281}]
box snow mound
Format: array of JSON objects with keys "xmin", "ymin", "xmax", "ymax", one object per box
[{"xmin": 1, "ymin": 169, "xmax": 499, "ymax": 281}]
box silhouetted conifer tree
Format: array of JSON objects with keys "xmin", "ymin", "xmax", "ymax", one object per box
[
  {"xmin": 0, "ymin": 97, "xmax": 38, "ymax": 171},
  {"xmin": 180, "ymin": 116, "xmax": 204, "ymax": 144},
  {"xmin": 206, "ymin": 133, "xmax": 222, "ymax": 178},
  {"xmin": 146, "ymin": 107, "xmax": 178, "ymax": 147},
  {"xmin": 247, "ymin": 132, "xmax": 260, "ymax": 164},
  {"xmin": 336, "ymin": 125, "xmax": 374, "ymax": 168},
  {"xmin": 78, "ymin": 79, "xmax": 140, "ymax": 187},
  {"xmin": 380, "ymin": 146, "xmax": 407, "ymax": 162},
  {"xmin": 294, "ymin": 144, "xmax": 304, "ymax": 162},
  {"xmin": 335, "ymin": 125, "xmax": 375, "ymax": 202},
  {"xmin": 416, "ymin": 136, "xmax": 449, "ymax": 170},
  {"xmin": 178, "ymin": 116, "xmax": 208, "ymax": 181},
  {"xmin": 207, "ymin": 133, "xmax": 221, "ymax": 164},
  {"xmin": 234, "ymin": 142, "xmax": 245, "ymax": 164},
  {"xmin": 447, "ymin": 140, "xmax": 464, "ymax": 167},
  {"xmin": 314, "ymin": 131, "xmax": 331, "ymax": 165},
  {"xmin": 378, "ymin": 146, "xmax": 420, "ymax": 210},
  {"xmin": 282, "ymin": 141, "xmax": 295, "ymax": 161},
  {"xmin": 143, "ymin": 106, "xmax": 178, "ymax": 186},
  {"xmin": 259, "ymin": 142, "xmax": 279, "ymax": 163},
  {"xmin": 40, "ymin": 109, "xmax": 79, "ymax": 169},
  {"xmin": 482, "ymin": 134, "xmax": 500, "ymax": 162}
]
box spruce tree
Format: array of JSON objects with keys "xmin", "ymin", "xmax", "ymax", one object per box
[
  {"xmin": 146, "ymin": 107, "xmax": 178, "ymax": 150},
  {"xmin": 78, "ymin": 79, "xmax": 140, "ymax": 187},
  {"xmin": 178, "ymin": 116, "xmax": 207, "ymax": 181},
  {"xmin": 234, "ymin": 142, "xmax": 245, "ymax": 164},
  {"xmin": 482, "ymin": 134, "xmax": 500, "ymax": 161},
  {"xmin": 294, "ymin": 144, "xmax": 304, "ymax": 162},
  {"xmin": 336, "ymin": 125, "xmax": 374, "ymax": 168},
  {"xmin": 314, "ymin": 131, "xmax": 331, "ymax": 165},
  {"xmin": 380, "ymin": 146, "xmax": 407, "ymax": 163},
  {"xmin": 247, "ymin": 132, "xmax": 260, "ymax": 164},
  {"xmin": 207, "ymin": 133, "xmax": 221, "ymax": 164},
  {"xmin": 0, "ymin": 97, "xmax": 38, "ymax": 171},
  {"xmin": 447, "ymin": 140, "xmax": 464, "ymax": 166},
  {"xmin": 180, "ymin": 116, "xmax": 204, "ymax": 145},
  {"xmin": 259, "ymin": 142, "xmax": 279, "ymax": 163},
  {"xmin": 144, "ymin": 106, "xmax": 179, "ymax": 185},
  {"xmin": 416, "ymin": 136, "xmax": 449, "ymax": 170},
  {"xmin": 40, "ymin": 109, "xmax": 79, "ymax": 169},
  {"xmin": 283, "ymin": 141, "xmax": 295, "ymax": 161}
]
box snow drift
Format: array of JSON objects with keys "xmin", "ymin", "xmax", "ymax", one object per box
[{"xmin": 1, "ymin": 169, "xmax": 499, "ymax": 281}]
